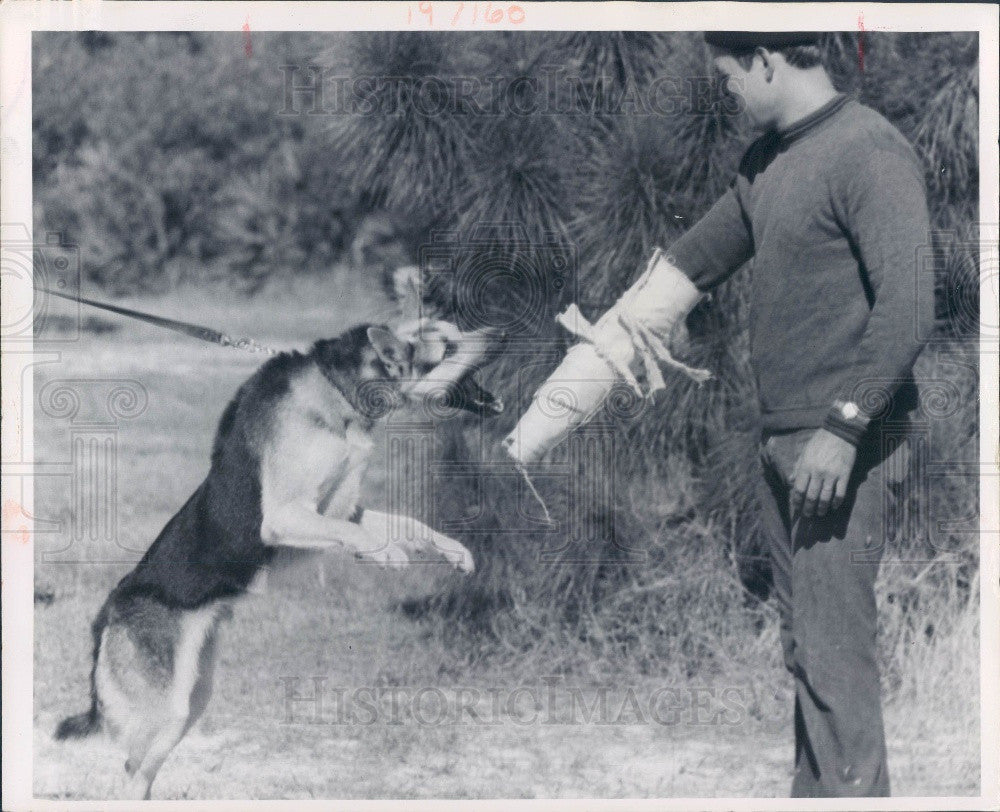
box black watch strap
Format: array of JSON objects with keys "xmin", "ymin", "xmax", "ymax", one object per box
[{"xmin": 823, "ymin": 400, "xmax": 869, "ymax": 447}]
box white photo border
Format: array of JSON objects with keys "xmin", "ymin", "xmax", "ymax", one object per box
[{"xmin": 2, "ymin": 3, "xmax": 997, "ymax": 810}]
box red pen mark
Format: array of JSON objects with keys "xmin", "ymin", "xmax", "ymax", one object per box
[
  {"xmin": 2, "ymin": 500, "xmax": 30, "ymax": 545},
  {"xmin": 243, "ymin": 18, "xmax": 253, "ymax": 58},
  {"xmin": 857, "ymin": 11, "xmax": 866, "ymax": 73},
  {"xmin": 485, "ymin": 2, "xmax": 503, "ymax": 23}
]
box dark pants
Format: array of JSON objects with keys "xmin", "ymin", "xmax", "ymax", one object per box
[{"xmin": 758, "ymin": 427, "xmax": 910, "ymax": 797}]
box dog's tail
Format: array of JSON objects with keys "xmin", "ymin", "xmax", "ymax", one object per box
[
  {"xmin": 55, "ymin": 600, "xmax": 110, "ymax": 741},
  {"xmin": 55, "ymin": 707, "xmax": 100, "ymax": 740}
]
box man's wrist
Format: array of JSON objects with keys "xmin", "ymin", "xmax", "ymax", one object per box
[{"xmin": 822, "ymin": 399, "xmax": 870, "ymax": 447}]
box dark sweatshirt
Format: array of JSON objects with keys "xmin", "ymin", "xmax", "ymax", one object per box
[{"xmin": 668, "ymin": 94, "xmax": 933, "ymax": 434}]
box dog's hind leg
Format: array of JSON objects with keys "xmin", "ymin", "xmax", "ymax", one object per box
[
  {"xmin": 126, "ymin": 716, "xmax": 187, "ymax": 799},
  {"xmin": 184, "ymin": 619, "xmax": 220, "ymax": 736},
  {"xmin": 126, "ymin": 606, "xmax": 221, "ymax": 800},
  {"xmin": 92, "ymin": 625, "xmax": 161, "ymax": 788}
]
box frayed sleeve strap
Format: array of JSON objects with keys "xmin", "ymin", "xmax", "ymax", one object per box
[
  {"xmin": 555, "ymin": 248, "xmax": 711, "ymax": 397},
  {"xmin": 555, "ymin": 302, "xmax": 711, "ymax": 398},
  {"xmin": 502, "ymin": 249, "xmax": 710, "ymax": 464}
]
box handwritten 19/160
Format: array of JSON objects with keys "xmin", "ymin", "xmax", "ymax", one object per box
[{"xmin": 407, "ymin": 2, "xmax": 526, "ymax": 27}]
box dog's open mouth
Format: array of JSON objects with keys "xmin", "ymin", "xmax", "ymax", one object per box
[
  {"xmin": 408, "ymin": 368, "xmax": 503, "ymax": 417},
  {"xmin": 449, "ymin": 369, "xmax": 503, "ymax": 416},
  {"xmin": 399, "ymin": 322, "xmax": 504, "ymax": 417}
]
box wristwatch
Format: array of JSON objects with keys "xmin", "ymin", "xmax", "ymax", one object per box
[
  {"xmin": 824, "ymin": 399, "xmax": 869, "ymax": 446},
  {"xmin": 838, "ymin": 400, "xmax": 861, "ymax": 421}
]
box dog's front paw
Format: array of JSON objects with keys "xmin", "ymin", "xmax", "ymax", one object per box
[
  {"xmin": 358, "ymin": 544, "xmax": 409, "ymax": 570},
  {"xmin": 451, "ymin": 548, "xmax": 475, "ymax": 574},
  {"xmin": 431, "ymin": 533, "xmax": 475, "ymax": 574}
]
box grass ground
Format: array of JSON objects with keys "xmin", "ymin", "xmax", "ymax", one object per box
[{"xmin": 31, "ymin": 271, "xmax": 979, "ymax": 799}]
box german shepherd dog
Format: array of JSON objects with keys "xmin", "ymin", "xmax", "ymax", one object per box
[{"xmin": 54, "ymin": 322, "xmax": 500, "ymax": 799}]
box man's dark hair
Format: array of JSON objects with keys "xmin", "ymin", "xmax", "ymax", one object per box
[
  {"xmin": 731, "ymin": 44, "xmax": 825, "ymax": 71},
  {"xmin": 778, "ymin": 44, "xmax": 824, "ymax": 69}
]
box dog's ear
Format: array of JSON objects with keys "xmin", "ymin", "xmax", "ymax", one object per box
[{"xmin": 366, "ymin": 326, "xmax": 409, "ymax": 377}]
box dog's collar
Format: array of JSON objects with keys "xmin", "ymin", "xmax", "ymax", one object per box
[{"xmin": 316, "ymin": 363, "xmax": 377, "ymax": 432}]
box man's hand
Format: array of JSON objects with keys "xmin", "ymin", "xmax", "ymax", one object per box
[{"xmin": 790, "ymin": 429, "xmax": 858, "ymax": 518}]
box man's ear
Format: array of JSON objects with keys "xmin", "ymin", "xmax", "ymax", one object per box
[
  {"xmin": 367, "ymin": 326, "xmax": 409, "ymax": 375},
  {"xmin": 756, "ymin": 47, "xmax": 776, "ymax": 81}
]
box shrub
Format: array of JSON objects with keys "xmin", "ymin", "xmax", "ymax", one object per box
[{"xmin": 33, "ymin": 32, "xmax": 352, "ymax": 291}]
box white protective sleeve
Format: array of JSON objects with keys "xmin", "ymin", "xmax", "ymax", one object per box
[{"xmin": 502, "ymin": 249, "xmax": 708, "ymax": 464}]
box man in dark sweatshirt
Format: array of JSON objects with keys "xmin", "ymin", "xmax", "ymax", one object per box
[{"xmin": 666, "ymin": 32, "xmax": 933, "ymax": 796}]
